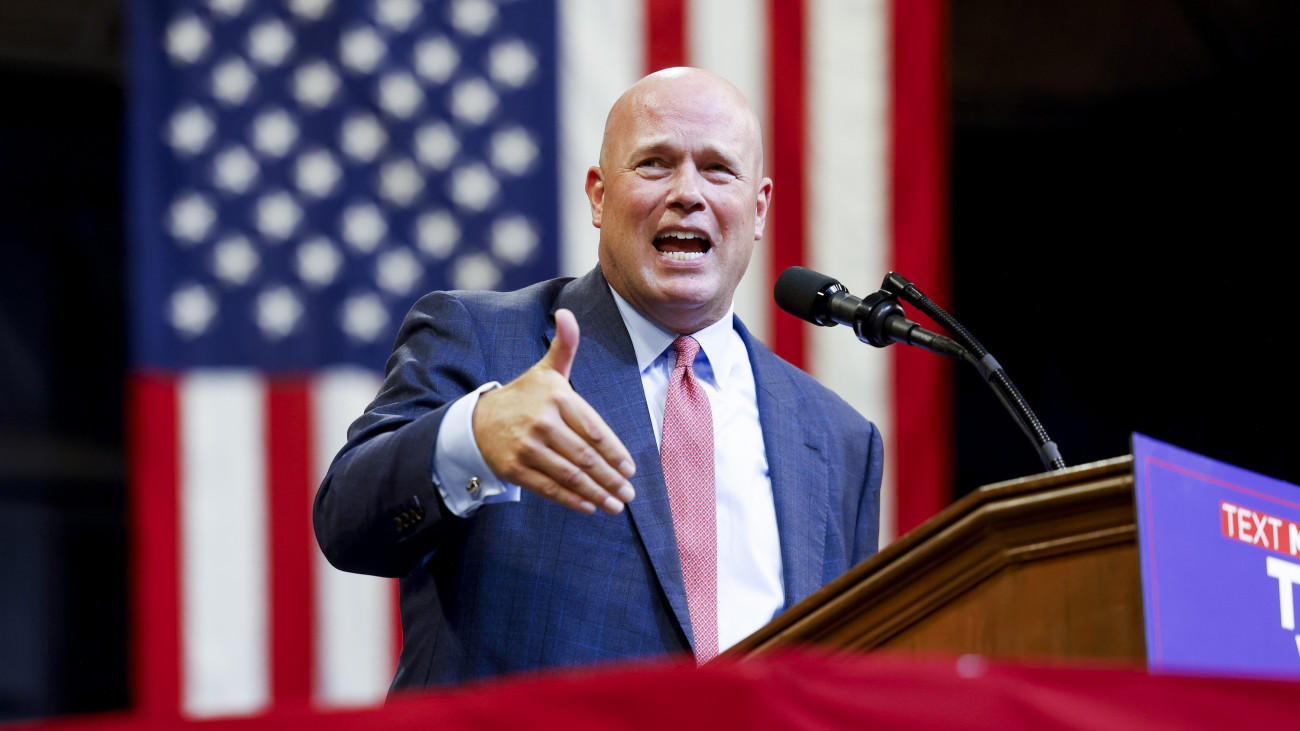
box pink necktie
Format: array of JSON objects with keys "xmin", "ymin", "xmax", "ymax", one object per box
[{"xmin": 660, "ymin": 335, "xmax": 718, "ymax": 663}]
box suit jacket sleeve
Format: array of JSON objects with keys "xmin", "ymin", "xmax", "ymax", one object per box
[{"xmin": 314, "ymin": 291, "xmax": 496, "ymax": 578}]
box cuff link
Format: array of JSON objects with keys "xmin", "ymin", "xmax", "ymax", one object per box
[{"xmin": 467, "ymin": 476, "xmax": 481, "ymax": 496}]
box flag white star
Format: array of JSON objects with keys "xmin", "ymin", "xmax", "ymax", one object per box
[
  {"xmin": 167, "ymin": 105, "xmax": 216, "ymax": 156},
  {"xmin": 169, "ymin": 192, "xmax": 216, "ymax": 244},
  {"xmin": 248, "ymin": 18, "xmax": 295, "ymax": 66},
  {"xmin": 489, "ymin": 126, "xmax": 538, "ymax": 176},
  {"xmin": 376, "ymin": 248, "xmax": 424, "ymax": 295},
  {"xmin": 414, "ymin": 36, "xmax": 459, "ymax": 84},
  {"xmin": 293, "ymin": 60, "xmax": 341, "ymax": 109},
  {"xmin": 208, "ymin": 0, "xmax": 249, "ymax": 19},
  {"xmin": 166, "ymin": 15, "xmax": 211, "ymax": 65},
  {"xmin": 416, "ymin": 210, "xmax": 459, "ymax": 259},
  {"xmin": 212, "ymin": 145, "xmax": 260, "ymax": 194},
  {"xmin": 296, "ymin": 237, "xmax": 344, "ymax": 287},
  {"xmin": 488, "ymin": 40, "xmax": 537, "ymax": 89},
  {"xmin": 376, "ymin": 0, "xmax": 421, "ymax": 31},
  {"xmin": 342, "ymin": 202, "xmax": 387, "ymax": 253},
  {"xmin": 289, "ymin": 0, "xmax": 333, "ymax": 21},
  {"xmin": 340, "ymin": 26, "xmax": 386, "ymax": 74},
  {"xmin": 453, "ymin": 253, "xmax": 501, "ymax": 290},
  {"xmin": 378, "ymin": 159, "xmax": 424, "ymax": 207},
  {"xmin": 212, "ymin": 235, "xmax": 260, "ymax": 285},
  {"xmin": 169, "ymin": 283, "xmax": 218, "ymax": 338},
  {"xmin": 491, "ymin": 215, "xmax": 538, "ymax": 265},
  {"xmin": 448, "ymin": 164, "xmax": 499, "ymax": 211},
  {"xmin": 415, "ymin": 122, "xmax": 459, "ymax": 170},
  {"xmin": 341, "ymin": 113, "xmax": 388, "ymax": 162},
  {"xmin": 256, "ymin": 285, "xmax": 304, "ymax": 340},
  {"xmin": 449, "ymin": 78, "xmax": 497, "ymax": 125},
  {"xmin": 212, "ymin": 56, "xmax": 257, "ymax": 106},
  {"xmin": 378, "ymin": 72, "xmax": 424, "ymax": 119},
  {"xmin": 295, "ymin": 149, "xmax": 342, "ymax": 199},
  {"xmin": 341, "ymin": 294, "xmax": 390, "ymax": 342},
  {"xmin": 251, "ymin": 108, "xmax": 299, "ymax": 158},
  {"xmin": 255, "ymin": 191, "xmax": 303, "ymax": 240},
  {"xmin": 449, "ymin": 0, "xmax": 497, "ymax": 36}
]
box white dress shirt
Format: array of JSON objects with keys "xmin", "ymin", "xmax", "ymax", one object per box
[{"xmin": 433, "ymin": 290, "xmax": 785, "ymax": 651}]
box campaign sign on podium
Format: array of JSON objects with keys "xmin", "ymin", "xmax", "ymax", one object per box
[{"xmin": 1134, "ymin": 433, "xmax": 1300, "ymax": 677}]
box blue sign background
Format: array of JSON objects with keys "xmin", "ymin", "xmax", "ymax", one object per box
[{"xmin": 1134, "ymin": 433, "xmax": 1300, "ymax": 677}]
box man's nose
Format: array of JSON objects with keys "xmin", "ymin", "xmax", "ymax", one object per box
[{"xmin": 666, "ymin": 166, "xmax": 705, "ymax": 210}]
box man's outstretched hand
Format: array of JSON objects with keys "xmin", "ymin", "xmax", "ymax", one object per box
[{"xmin": 472, "ymin": 308, "xmax": 637, "ymax": 514}]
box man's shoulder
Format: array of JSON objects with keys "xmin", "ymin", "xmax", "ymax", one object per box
[
  {"xmin": 742, "ymin": 330, "xmax": 875, "ymax": 428},
  {"xmin": 413, "ymin": 274, "xmax": 576, "ymax": 317}
]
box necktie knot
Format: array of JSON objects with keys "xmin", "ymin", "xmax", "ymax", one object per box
[{"xmin": 671, "ymin": 335, "xmax": 701, "ymax": 373}]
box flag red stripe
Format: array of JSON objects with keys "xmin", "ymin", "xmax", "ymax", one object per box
[
  {"xmin": 128, "ymin": 373, "xmax": 182, "ymax": 717},
  {"xmin": 890, "ymin": 0, "xmax": 953, "ymax": 532},
  {"xmin": 645, "ymin": 0, "xmax": 686, "ymax": 72},
  {"xmin": 392, "ymin": 581, "xmax": 403, "ymax": 671},
  {"xmin": 767, "ymin": 0, "xmax": 807, "ymax": 369},
  {"xmin": 267, "ymin": 379, "xmax": 315, "ymax": 702}
]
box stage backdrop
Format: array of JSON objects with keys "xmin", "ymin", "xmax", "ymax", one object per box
[{"xmin": 126, "ymin": 0, "xmax": 948, "ymax": 719}]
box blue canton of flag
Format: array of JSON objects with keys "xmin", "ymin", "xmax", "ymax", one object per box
[{"xmin": 130, "ymin": 0, "xmax": 559, "ymax": 372}]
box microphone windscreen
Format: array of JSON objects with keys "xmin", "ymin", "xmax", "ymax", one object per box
[{"xmin": 774, "ymin": 266, "xmax": 840, "ymax": 323}]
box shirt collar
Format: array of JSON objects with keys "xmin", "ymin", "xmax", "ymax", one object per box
[{"xmin": 608, "ymin": 287, "xmax": 739, "ymax": 389}]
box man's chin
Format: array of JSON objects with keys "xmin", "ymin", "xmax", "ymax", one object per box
[{"xmin": 643, "ymin": 291, "xmax": 730, "ymax": 333}]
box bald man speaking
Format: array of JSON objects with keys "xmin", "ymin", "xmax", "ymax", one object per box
[{"xmin": 314, "ymin": 68, "xmax": 882, "ymax": 690}]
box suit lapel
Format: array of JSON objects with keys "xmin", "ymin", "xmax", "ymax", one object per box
[
  {"xmin": 739, "ymin": 322, "xmax": 830, "ymax": 609},
  {"xmin": 551, "ymin": 268, "xmax": 695, "ymax": 645}
]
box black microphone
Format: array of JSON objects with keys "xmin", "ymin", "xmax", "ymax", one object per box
[{"xmin": 774, "ymin": 266, "xmax": 967, "ymax": 360}]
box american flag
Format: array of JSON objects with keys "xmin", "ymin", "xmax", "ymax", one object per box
[{"xmin": 127, "ymin": 0, "xmax": 949, "ymax": 719}]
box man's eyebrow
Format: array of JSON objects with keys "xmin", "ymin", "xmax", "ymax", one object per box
[
  {"xmin": 626, "ymin": 138, "xmax": 674, "ymax": 160},
  {"xmin": 626, "ymin": 139, "xmax": 745, "ymax": 168}
]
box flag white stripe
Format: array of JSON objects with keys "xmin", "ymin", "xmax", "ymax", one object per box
[
  {"xmin": 807, "ymin": 0, "xmax": 895, "ymax": 544},
  {"xmin": 312, "ymin": 368, "xmax": 393, "ymax": 707},
  {"xmin": 557, "ymin": 0, "xmax": 645, "ymax": 279},
  {"xmin": 687, "ymin": 0, "xmax": 772, "ymax": 344},
  {"xmin": 180, "ymin": 371, "xmax": 269, "ymax": 718}
]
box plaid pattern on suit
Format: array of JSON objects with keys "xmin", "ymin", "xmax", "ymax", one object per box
[{"xmin": 313, "ymin": 266, "xmax": 883, "ymax": 689}]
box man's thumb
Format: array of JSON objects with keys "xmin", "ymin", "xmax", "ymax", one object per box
[{"xmin": 541, "ymin": 308, "xmax": 580, "ymax": 378}]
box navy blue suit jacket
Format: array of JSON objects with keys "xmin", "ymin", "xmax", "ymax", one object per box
[{"xmin": 313, "ymin": 266, "xmax": 883, "ymax": 690}]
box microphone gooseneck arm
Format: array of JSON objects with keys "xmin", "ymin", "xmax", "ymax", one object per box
[
  {"xmin": 773, "ymin": 266, "xmax": 967, "ymax": 360},
  {"xmin": 880, "ymin": 272, "xmax": 1066, "ymax": 471}
]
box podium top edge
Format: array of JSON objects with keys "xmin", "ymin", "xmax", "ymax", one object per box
[{"xmin": 977, "ymin": 454, "xmax": 1135, "ymax": 494}]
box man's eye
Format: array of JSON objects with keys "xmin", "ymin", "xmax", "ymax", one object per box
[{"xmin": 638, "ymin": 159, "xmax": 664, "ymax": 168}]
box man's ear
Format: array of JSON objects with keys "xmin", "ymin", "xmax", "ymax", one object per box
[
  {"xmin": 753, "ymin": 177, "xmax": 773, "ymax": 240},
  {"xmin": 585, "ymin": 166, "xmax": 605, "ymax": 228}
]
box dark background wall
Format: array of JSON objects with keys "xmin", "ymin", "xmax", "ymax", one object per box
[
  {"xmin": 0, "ymin": 0, "xmax": 1296, "ymax": 720},
  {"xmin": 0, "ymin": 0, "xmax": 128, "ymax": 721},
  {"xmin": 948, "ymin": 0, "xmax": 1298, "ymax": 493}
]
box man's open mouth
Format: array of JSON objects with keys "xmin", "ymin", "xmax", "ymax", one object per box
[{"xmin": 653, "ymin": 232, "xmax": 711, "ymax": 261}]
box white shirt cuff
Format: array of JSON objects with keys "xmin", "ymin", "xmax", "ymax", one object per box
[{"xmin": 433, "ymin": 382, "xmax": 521, "ymax": 517}]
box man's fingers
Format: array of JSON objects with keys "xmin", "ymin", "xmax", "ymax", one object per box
[
  {"xmin": 508, "ymin": 464, "xmax": 599, "ymax": 514},
  {"xmin": 556, "ymin": 395, "xmax": 636, "ymax": 482},
  {"xmin": 539, "ymin": 308, "xmax": 581, "ymax": 379},
  {"xmin": 532, "ymin": 409, "xmax": 635, "ymax": 500},
  {"xmin": 515, "ymin": 444, "xmax": 631, "ymax": 514}
]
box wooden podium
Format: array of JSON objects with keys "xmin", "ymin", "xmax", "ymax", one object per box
[{"xmin": 727, "ymin": 456, "xmax": 1147, "ymax": 662}]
